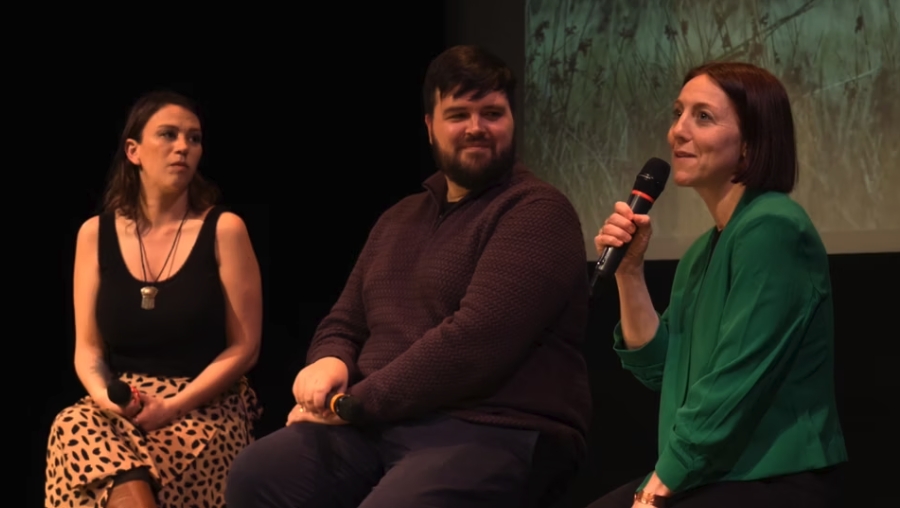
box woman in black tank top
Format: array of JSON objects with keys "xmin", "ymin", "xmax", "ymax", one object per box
[{"xmin": 44, "ymin": 91, "xmax": 263, "ymax": 508}]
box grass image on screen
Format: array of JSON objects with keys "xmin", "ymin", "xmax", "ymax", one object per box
[{"xmin": 524, "ymin": 0, "xmax": 899, "ymax": 259}]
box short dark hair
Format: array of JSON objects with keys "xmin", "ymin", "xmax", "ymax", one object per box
[
  {"xmin": 422, "ymin": 45, "xmax": 516, "ymax": 116},
  {"xmin": 683, "ymin": 61, "xmax": 797, "ymax": 193},
  {"xmin": 102, "ymin": 90, "xmax": 220, "ymax": 225}
]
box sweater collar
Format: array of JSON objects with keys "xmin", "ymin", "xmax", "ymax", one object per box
[{"xmin": 422, "ymin": 161, "xmax": 522, "ymax": 207}]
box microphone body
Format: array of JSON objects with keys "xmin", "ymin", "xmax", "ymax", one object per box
[
  {"xmin": 326, "ymin": 391, "xmax": 365, "ymax": 424},
  {"xmin": 590, "ymin": 158, "xmax": 671, "ymax": 291}
]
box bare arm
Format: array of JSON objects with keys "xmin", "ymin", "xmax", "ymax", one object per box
[
  {"xmin": 599, "ymin": 207, "xmax": 667, "ymax": 390},
  {"xmin": 166, "ymin": 212, "xmax": 262, "ymax": 417},
  {"xmin": 595, "ymin": 204, "xmax": 661, "ymax": 350},
  {"xmin": 615, "ymin": 270, "xmax": 660, "ymax": 349},
  {"xmin": 72, "ymin": 217, "xmax": 117, "ymax": 410}
]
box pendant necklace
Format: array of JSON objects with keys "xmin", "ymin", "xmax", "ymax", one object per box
[{"xmin": 136, "ymin": 209, "xmax": 189, "ymax": 310}]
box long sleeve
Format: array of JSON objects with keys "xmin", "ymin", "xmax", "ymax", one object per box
[
  {"xmin": 613, "ymin": 310, "xmax": 669, "ymax": 392},
  {"xmin": 654, "ymin": 216, "xmax": 824, "ymax": 492},
  {"xmin": 348, "ymin": 197, "xmax": 587, "ymax": 422},
  {"xmin": 305, "ymin": 221, "xmax": 382, "ymax": 382}
]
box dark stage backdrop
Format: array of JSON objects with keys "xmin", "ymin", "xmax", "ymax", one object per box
[
  {"xmin": 27, "ymin": 4, "xmax": 896, "ymax": 508},
  {"xmin": 27, "ymin": 6, "xmax": 445, "ymax": 507}
]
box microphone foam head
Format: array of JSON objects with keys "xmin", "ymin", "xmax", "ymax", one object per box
[
  {"xmin": 633, "ymin": 157, "xmax": 671, "ymax": 200},
  {"xmin": 107, "ymin": 379, "xmax": 132, "ymax": 406},
  {"xmin": 334, "ymin": 395, "xmax": 365, "ymax": 423}
]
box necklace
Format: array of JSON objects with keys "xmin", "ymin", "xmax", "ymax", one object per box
[{"xmin": 136, "ymin": 209, "xmax": 189, "ymax": 310}]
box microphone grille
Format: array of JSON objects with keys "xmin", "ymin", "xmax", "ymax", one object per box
[
  {"xmin": 633, "ymin": 157, "xmax": 671, "ymax": 199},
  {"xmin": 334, "ymin": 395, "xmax": 365, "ymax": 423},
  {"xmin": 107, "ymin": 380, "xmax": 132, "ymax": 406}
]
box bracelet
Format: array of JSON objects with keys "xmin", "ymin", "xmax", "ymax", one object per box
[{"xmin": 634, "ymin": 491, "xmax": 668, "ymax": 507}]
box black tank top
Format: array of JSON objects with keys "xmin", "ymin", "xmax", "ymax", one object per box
[{"xmin": 96, "ymin": 207, "xmax": 228, "ymax": 378}]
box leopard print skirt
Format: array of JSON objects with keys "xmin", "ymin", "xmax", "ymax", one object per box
[{"xmin": 44, "ymin": 372, "xmax": 262, "ymax": 508}]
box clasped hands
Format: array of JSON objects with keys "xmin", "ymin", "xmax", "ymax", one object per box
[
  {"xmin": 132, "ymin": 392, "xmax": 180, "ymax": 431},
  {"xmin": 105, "ymin": 391, "xmax": 179, "ymax": 432},
  {"xmin": 287, "ymin": 357, "xmax": 350, "ymax": 427}
]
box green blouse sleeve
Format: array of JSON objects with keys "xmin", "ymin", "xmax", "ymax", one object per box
[
  {"xmin": 655, "ymin": 216, "xmax": 825, "ymax": 492},
  {"xmin": 613, "ymin": 310, "xmax": 669, "ymax": 392}
]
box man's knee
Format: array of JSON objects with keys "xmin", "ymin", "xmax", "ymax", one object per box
[
  {"xmin": 225, "ymin": 426, "xmax": 313, "ymax": 507},
  {"xmin": 224, "ymin": 433, "xmax": 271, "ymax": 504},
  {"xmin": 359, "ymin": 442, "xmax": 535, "ymax": 508},
  {"xmin": 225, "ymin": 423, "xmax": 380, "ymax": 508}
]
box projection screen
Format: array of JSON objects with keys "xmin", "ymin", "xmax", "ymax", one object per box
[{"xmin": 523, "ymin": 0, "xmax": 899, "ymax": 259}]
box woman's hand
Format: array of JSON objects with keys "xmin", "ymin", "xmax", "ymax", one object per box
[
  {"xmin": 631, "ymin": 472, "xmax": 672, "ymax": 507},
  {"xmin": 95, "ymin": 390, "xmax": 142, "ymax": 419},
  {"xmin": 594, "ymin": 201, "xmax": 653, "ymax": 275},
  {"xmin": 132, "ymin": 393, "xmax": 179, "ymax": 432}
]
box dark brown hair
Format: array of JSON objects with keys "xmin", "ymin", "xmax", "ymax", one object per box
[
  {"xmin": 102, "ymin": 90, "xmax": 220, "ymax": 225},
  {"xmin": 683, "ymin": 62, "xmax": 798, "ymax": 193},
  {"xmin": 422, "ymin": 45, "xmax": 516, "ymax": 116}
]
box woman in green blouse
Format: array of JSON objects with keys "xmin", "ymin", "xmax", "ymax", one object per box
[{"xmin": 586, "ymin": 62, "xmax": 848, "ymax": 508}]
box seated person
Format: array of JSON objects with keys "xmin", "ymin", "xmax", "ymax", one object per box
[
  {"xmin": 224, "ymin": 45, "xmax": 593, "ymax": 508},
  {"xmin": 586, "ymin": 62, "xmax": 848, "ymax": 508},
  {"xmin": 44, "ymin": 90, "xmax": 263, "ymax": 508}
]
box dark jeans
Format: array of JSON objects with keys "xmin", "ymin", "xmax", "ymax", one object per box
[
  {"xmin": 225, "ymin": 415, "xmax": 578, "ymax": 508},
  {"xmin": 585, "ymin": 463, "xmax": 847, "ymax": 508}
]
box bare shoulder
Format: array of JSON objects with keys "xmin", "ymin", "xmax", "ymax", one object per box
[
  {"xmin": 215, "ymin": 211, "xmax": 250, "ymax": 241},
  {"xmin": 78, "ymin": 215, "xmax": 101, "ymax": 237},
  {"xmin": 74, "ymin": 216, "xmax": 101, "ymax": 274},
  {"xmin": 213, "ymin": 211, "xmax": 257, "ymax": 267},
  {"xmin": 76, "ymin": 215, "xmax": 101, "ymax": 249}
]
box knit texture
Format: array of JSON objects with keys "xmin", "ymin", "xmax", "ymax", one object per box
[{"xmin": 307, "ymin": 163, "xmax": 592, "ymax": 457}]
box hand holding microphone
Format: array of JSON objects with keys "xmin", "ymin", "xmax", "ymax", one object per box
[
  {"xmin": 590, "ymin": 157, "xmax": 670, "ymax": 292},
  {"xmin": 287, "ymin": 357, "xmax": 368, "ymax": 426},
  {"xmin": 285, "ymin": 391, "xmax": 363, "ymax": 426},
  {"xmin": 292, "ymin": 357, "xmax": 348, "ymax": 414},
  {"xmin": 106, "ymin": 379, "xmax": 144, "ymax": 418},
  {"xmin": 594, "ymin": 201, "xmax": 654, "ymax": 274}
]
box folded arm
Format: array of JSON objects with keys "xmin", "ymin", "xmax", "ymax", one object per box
[
  {"xmin": 348, "ymin": 197, "xmax": 587, "ymax": 422},
  {"xmin": 653, "ymin": 217, "xmax": 822, "ymax": 493},
  {"xmin": 167, "ymin": 213, "xmax": 262, "ymax": 417}
]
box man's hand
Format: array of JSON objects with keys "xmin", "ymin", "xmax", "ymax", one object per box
[
  {"xmin": 292, "ymin": 357, "xmax": 349, "ymax": 417},
  {"xmin": 285, "ymin": 404, "xmax": 348, "ymax": 426}
]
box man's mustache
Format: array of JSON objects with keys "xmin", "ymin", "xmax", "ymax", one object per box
[{"xmin": 459, "ymin": 139, "xmax": 493, "ymax": 149}]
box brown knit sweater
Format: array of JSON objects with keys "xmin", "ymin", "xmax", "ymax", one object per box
[{"xmin": 307, "ymin": 163, "xmax": 592, "ymax": 457}]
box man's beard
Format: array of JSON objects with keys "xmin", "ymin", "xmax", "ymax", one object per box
[{"xmin": 432, "ymin": 137, "xmax": 516, "ymax": 192}]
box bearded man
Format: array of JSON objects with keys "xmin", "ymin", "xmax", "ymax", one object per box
[{"xmin": 226, "ymin": 45, "xmax": 593, "ymax": 508}]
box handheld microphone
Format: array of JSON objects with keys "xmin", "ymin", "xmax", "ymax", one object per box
[
  {"xmin": 325, "ymin": 391, "xmax": 365, "ymax": 424},
  {"xmin": 590, "ymin": 157, "xmax": 670, "ymax": 293},
  {"xmin": 107, "ymin": 379, "xmax": 143, "ymax": 413}
]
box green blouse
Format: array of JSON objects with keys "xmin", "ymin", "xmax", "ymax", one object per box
[{"xmin": 615, "ymin": 189, "xmax": 848, "ymax": 493}]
